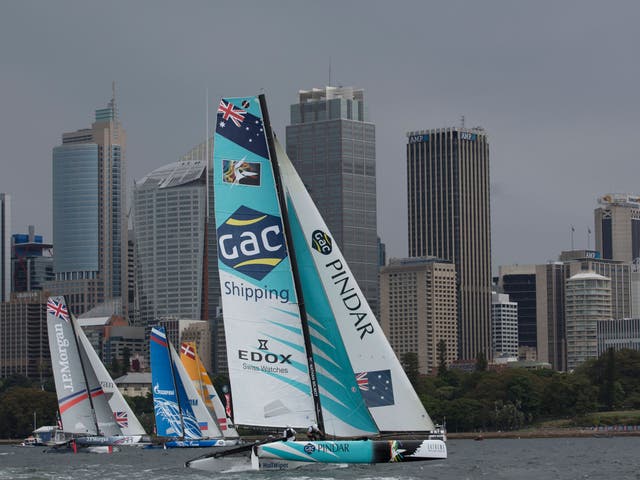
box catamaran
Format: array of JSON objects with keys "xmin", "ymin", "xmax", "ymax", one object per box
[
  {"xmin": 46, "ymin": 296, "xmax": 146, "ymax": 450},
  {"xmin": 186, "ymin": 95, "xmax": 447, "ymax": 471},
  {"xmin": 149, "ymin": 326, "xmax": 238, "ymax": 447}
]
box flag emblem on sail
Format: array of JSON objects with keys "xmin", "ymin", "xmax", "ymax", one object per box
[
  {"xmin": 222, "ymin": 159, "xmax": 261, "ymax": 186},
  {"xmin": 217, "ymin": 205, "xmax": 287, "ymax": 281},
  {"xmin": 216, "ymin": 98, "xmax": 268, "ymax": 158},
  {"xmin": 181, "ymin": 343, "xmax": 196, "ymax": 360},
  {"xmin": 47, "ymin": 298, "xmax": 70, "ymax": 322},
  {"xmin": 355, "ymin": 369, "xmax": 395, "ymax": 407},
  {"xmin": 114, "ymin": 411, "xmax": 128, "ymax": 428}
]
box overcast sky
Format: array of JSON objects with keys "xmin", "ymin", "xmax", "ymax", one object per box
[{"xmin": 2, "ymin": 1, "xmax": 639, "ymax": 273}]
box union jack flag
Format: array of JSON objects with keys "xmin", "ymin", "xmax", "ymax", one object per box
[
  {"xmin": 181, "ymin": 343, "xmax": 196, "ymax": 360},
  {"xmin": 356, "ymin": 371, "xmax": 369, "ymax": 391},
  {"xmin": 47, "ymin": 298, "xmax": 70, "ymax": 322},
  {"xmin": 217, "ymin": 99, "xmax": 246, "ymax": 127},
  {"xmin": 114, "ymin": 411, "xmax": 128, "ymax": 428}
]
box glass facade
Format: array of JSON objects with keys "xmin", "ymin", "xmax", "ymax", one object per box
[{"xmin": 52, "ymin": 144, "xmax": 100, "ymax": 274}]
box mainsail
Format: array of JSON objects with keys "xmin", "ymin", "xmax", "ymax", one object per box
[
  {"xmin": 47, "ymin": 296, "xmax": 122, "ymax": 437},
  {"xmin": 180, "ymin": 342, "xmax": 239, "ymax": 438}
]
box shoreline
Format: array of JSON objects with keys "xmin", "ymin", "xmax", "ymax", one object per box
[{"xmin": 448, "ymin": 428, "xmax": 640, "ymax": 439}]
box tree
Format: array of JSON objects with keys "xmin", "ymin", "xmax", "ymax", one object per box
[
  {"xmin": 475, "ymin": 351, "xmax": 488, "ymax": 372},
  {"xmin": 437, "ymin": 339, "xmax": 448, "ymax": 378},
  {"xmin": 121, "ymin": 347, "xmax": 132, "ymax": 375},
  {"xmin": 401, "ymin": 352, "xmax": 420, "ymax": 387}
]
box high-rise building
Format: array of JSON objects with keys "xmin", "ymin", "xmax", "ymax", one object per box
[
  {"xmin": 498, "ymin": 264, "xmax": 537, "ymax": 351},
  {"xmin": 0, "ymin": 291, "xmax": 49, "ymax": 380},
  {"xmin": 536, "ymin": 262, "xmax": 567, "ymax": 371},
  {"xmin": 565, "ymin": 271, "xmax": 611, "ymax": 370},
  {"xmin": 47, "ymin": 88, "xmax": 127, "ymax": 317},
  {"xmin": 286, "ymin": 86, "xmax": 379, "ymax": 315},
  {"xmin": 380, "ymin": 257, "xmax": 458, "ymax": 375},
  {"xmin": 594, "ymin": 193, "xmax": 640, "ymax": 263},
  {"xmin": 407, "ymin": 127, "xmax": 492, "ymax": 361},
  {"xmin": 1, "ymin": 193, "xmax": 10, "ymax": 303},
  {"xmin": 133, "ymin": 160, "xmax": 207, "ymax": 330},
  {"xmin": 11, "ymin": 225, "xmax": 53, "ymax": 293},
  {"xmin": 491, "ymin": 292, "xmax": 519, "ymax": 359}
]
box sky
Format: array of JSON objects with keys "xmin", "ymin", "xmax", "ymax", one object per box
[{"xmin": 2, "ymin": 1, "xmax": 639, "ymax": 273}]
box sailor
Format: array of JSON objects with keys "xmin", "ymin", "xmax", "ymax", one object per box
[
  {"xmin": 283, "ymin": 425, "xmax": 296, "ymax": 441},
  {"xmin": 306, "ymin": 423, "xmax": 324, "ymax": 441}
]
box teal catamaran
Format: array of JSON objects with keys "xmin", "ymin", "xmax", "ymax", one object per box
[{"xmin": 186, "ymin": 94, "xmax": 446, "ymax": 471}]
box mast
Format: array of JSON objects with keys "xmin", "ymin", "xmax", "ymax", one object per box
[
  {"xmin": 258, "ymin": 94, "xmax": 325, "ymax": 432},
  {"xmin": 167, "ymin": 337, "xmax": 187, "ymax": 439},
  {"xmin": 68, "ymin": 307, "xmax": 101, "ymax": 435}
]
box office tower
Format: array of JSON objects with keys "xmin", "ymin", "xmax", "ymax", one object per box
[
  {"xmin": 133, "ymin": 160, "xmax": 207, "ymax": 331},
  {"xmin": 380, "ymin": 257, "xmax": 458, "ymax": 375},
  {"xmin": 597, "ymin": 318, "xmax": 640, "ymax": 353},
  {"xmin": 536, "ymin": 263, "xmax": 567, "ymax": 370},
  {"xmin": 594, "ymin": 193, "xmax": 640, "ymax": 263},
  {"xmin": 491, "ymin": 292, "xmax": 519, "ymax": 359},
  {"xmin": 407, "ymin": 127, "xmax": 492, "ymax": 361},
  {"xmin": 1, "ymin": 193, "xmax": 10, "ymax": 302},
  {"xmin": 286, "ymin": 86, "xmax": 379, "ymax": 315},
  {"xmin": 11, "ymin": 225, "xmax": 53, "ymax": 293},
  {"xmin": 498, "ymin": 264, "xmax": 537, "ymax": 352},
  {"xmin": 0, "ymin": 291, "xmax": 49, "ymax": 380},
  {"xmin": 47, "ymin": 88, "xmax": 127, "ymax": 316},
  {"xmin": 565, "ymin": 271, "xmax": 611, "ymax": 370}
]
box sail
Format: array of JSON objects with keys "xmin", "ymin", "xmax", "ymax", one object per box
[
  {"xmin": 275, "ymin": 139, "xmax": 436, "ymax": 433},
  {"xmin": 77, "ymin": 323, "xmax": 146, "ymax": 436},
  {"xmin": 46, "ymin": 296, "xmax": 122, "ymax": 437},
  {"xmin": 213, "ymin": 96, "xmax": 316, "ymax": 429},
  {"xmin": 150, "ymin": 326, "xmax": 201, "ymax": 439},
  {"xmin": 180, "ymin": 342, "xmax": 239, "ymax": 438},
  {"xmin": 169, "ymin": 340, "xmax": 221, "ymax": 437}
]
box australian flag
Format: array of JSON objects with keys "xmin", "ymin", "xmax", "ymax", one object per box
[
  {"xmin": 356, "ymin": 369, "xmax": 395, "ymax": 407},
  {"xmin": 216, "ymin": 98, "xmax": 269, "ymax": 159}
]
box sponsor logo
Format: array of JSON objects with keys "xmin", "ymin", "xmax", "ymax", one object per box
[
  {"xmin": 54, "ymin": 323, "xmax": 74, "ymax": 392},
  {"xmin": 315, "ymin": 442, "xmax": 350, "ymax": 453},
  {"xmin": 217, "ymin": 206, "xmax": 287, "ymax": 281},
  {"xmin": 222, "ymin": 159, "xmax": 261, "ymax": 186},
  {"xmin": 304, "ymin": 443, "xmax": 316, "ymax": 454},
  {"xmin": 325, "ymin": 259, "xmax": 375, "ymax": 339},
  {"xmin": 153, "ymin": 383, "xmax": 175, "ymax": 396},
  {"xmin": 223, "ymin": 280, "xmax": 290, "ymax": 304},
  {"xmin": 459, "ymin": 132, "xmax": 477, "ymax": 141},
  {"xmin": 311, "ymin": 230, "xmax": 332, "ymax": 255},
  {"xmin": 238, "ymin": 339, "xmax": 292, "ymax": 365},
  {"xmin": 409, "ymin": 134, "xmax": 429, "ymax": 143}
]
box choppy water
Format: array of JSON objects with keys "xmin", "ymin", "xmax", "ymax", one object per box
[{"xmin": 1, "ymin": 437, "xmax": 639, "ymax": 480}]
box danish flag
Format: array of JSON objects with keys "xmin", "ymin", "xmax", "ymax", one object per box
[{"xmin": 181, "ymin": 343, "xmax": 196, "ymax": 360}]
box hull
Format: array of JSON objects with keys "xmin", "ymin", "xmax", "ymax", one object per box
[
  {"xmin": 187, "ymin": 439, "xmax": 446, "ymax": 472},
  {"xmin": 164, "ymin": 438, "xmax": 239, "ymax": 448},
  {"xmin": 75, "ymin": 435, "xmax": 143, "ymax": 446}
]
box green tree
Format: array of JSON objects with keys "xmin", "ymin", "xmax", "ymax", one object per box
[
  {"xmin": 0, "ymin": 387, "xmax": 57, "ymax": 438},
  {"xmin": 475, "ymin": 351, "xmax": 488, "ymax": 372},
  {"xmin": 401, "ymin": 352, "xmax": 420, "ymax": 387},
  {"xmin": 437, "ymin": 339, "xmax": 448, "ymax": 377},
  {"xmin": 121, "ymin": 347, "xmax": 132, "ymax": 375}
]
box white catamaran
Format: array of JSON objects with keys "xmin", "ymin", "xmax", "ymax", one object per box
[
  {"xmin": 46, "ymin": 296, "xmax": 146, "ymax": 449},
  {"xmin": 186, "ymin": 95, "xmax": 447, "ymax": 471},
  {"xmin": 149, "ymin": 326, "xmax": 238, "ymax": 447}
]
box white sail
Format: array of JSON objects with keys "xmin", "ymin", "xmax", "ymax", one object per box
[
  {"xmin": 275, "ymin": 139, "xmax": 436, "ymax": 432},
  {"xmin": 76, "ymin": 324, "xmax": 146, "ymax": 437},
  {"xmin": 46, "ymin": 296, "xmax": 122, "ymax": 437}
]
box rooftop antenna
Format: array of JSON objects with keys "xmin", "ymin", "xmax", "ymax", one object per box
[
  {"xmin": 571, "ymin": 225, "xmax": 575, "ymax": 250},
  {"xmin": 460, "ymin": 115, "xmax": 465, "ymax": 128},
  {"xmin": 329, "ymin": 57, "xmax": 332, "ymax": 87}
]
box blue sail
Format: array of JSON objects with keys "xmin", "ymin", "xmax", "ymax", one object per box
[{"xmin": 150, "ymin": 327, "xmax": 201, "ymax": 439}]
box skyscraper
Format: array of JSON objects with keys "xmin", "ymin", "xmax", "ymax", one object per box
[
  {"xmin": 594, "ymin": 193, "xmax": 640, "ymax": 263},
  {"xmin": 491, "ymin": 292, "xmax": 519, "ymax": 359},
  {"xmin": 0, "ymin": 193, "xmax": 10, "ymax": 302},
  {"xmin": 12, "ymin": 225, "xmax": 53, "ymax": 293},
  {"xmin": 47, "ymin": 88, "xmax": 127, "ymax": 316},
  {"xmin": 407, "ymin": 127, "xmax": 492, "ymax": 361},
  {"xmin": 286, "ymin": 86, "xmax": 379, "ymax": 314},
  {"xmin": 133, "ymin": 160, "xmax": 207, "ymax": 329},
  {"xmin": 498, "ymin": 264, "xmax": 537, "ymax": 351}
]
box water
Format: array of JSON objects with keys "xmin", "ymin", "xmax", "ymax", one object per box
[{"xmin": 1, "ymin": 437, "xmax": 639, "ymax": 480}]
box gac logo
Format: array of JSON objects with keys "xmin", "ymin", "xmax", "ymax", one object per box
[{"xmin": 217, "ymin": 206, "xmax": 287, "ymax": 280}]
